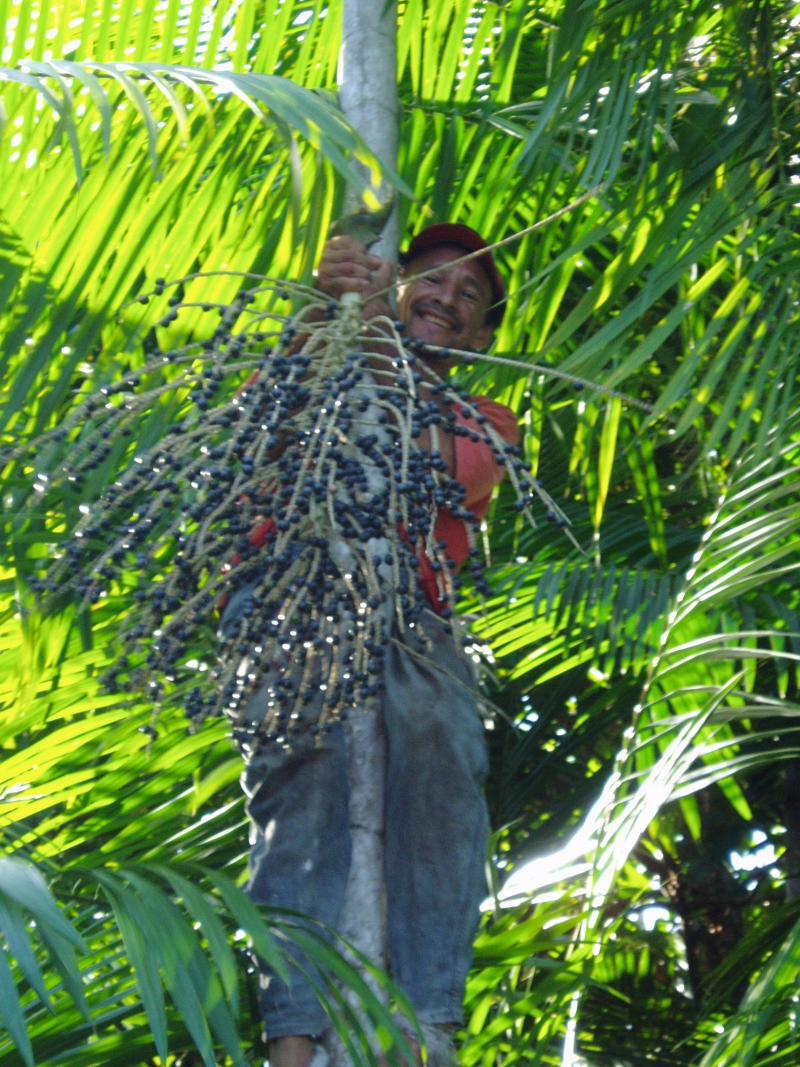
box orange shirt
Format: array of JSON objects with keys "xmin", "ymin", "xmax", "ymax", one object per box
[
  {"xmin": 436, "ymin": 396, "xmax": 519, "ymax": 570},
  {"xmin": 245, "ymin": 396, "xmax": 519, "ymax": 611},
  {"xmin": 418, "ymin": 396, "xmax": 519, "ymax": 610}
]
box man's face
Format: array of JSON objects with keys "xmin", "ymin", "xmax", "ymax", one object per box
[{"xmin": 398, "ymin": 245, "xmax": 495, "ymax": 362}]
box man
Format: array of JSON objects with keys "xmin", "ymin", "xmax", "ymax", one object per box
[{"xmin": 241, "ymin": 224, "xmax": 518, "ymax": 1067}]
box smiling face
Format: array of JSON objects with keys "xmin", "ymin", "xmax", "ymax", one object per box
[{"xmin": 398, "ymin": 245, "xmax": 495, "ymax": 367}]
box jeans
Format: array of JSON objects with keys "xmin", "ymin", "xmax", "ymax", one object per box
[{"xmin": 230, "ymin": 611, "xmax": 490, "ymax": 1040}]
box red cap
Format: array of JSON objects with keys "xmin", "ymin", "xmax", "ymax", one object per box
[{"xmin": 403, "ymin": 223, "xmax": 506, "ymax": 325}]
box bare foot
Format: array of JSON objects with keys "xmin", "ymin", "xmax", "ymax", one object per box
[
  {"xmin": 379, "ymin": 1035, "xmax": 420, "ymax": 1066},
  {"xmin": 380, "ymin": 1023, "xmax": 457, "ymax": 1066},
  {"xmin": 268, "ymin": 1035, "xmax": 318, "ymax": 1067}
]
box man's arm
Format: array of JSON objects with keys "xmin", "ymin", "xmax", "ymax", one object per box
[
  {"xmin": 277, "ymin": 234, "xmax": 394, "ymax": 359},
  {"xmin": 316, "ymin": 234, "xmax": 394, "ymax": 320},
  {"xmin": 316, "ymin": 235, "xmax": 467, "ymax": 476}
]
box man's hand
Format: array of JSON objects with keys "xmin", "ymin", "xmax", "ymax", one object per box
[{"xmin": 316, "ymin": 235, "xmax": 393, "ymax": 309}]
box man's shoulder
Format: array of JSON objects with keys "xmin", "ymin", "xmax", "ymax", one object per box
[{"xmin": 464, "ymin": 395, "xmax": 520, "ymax": 445}]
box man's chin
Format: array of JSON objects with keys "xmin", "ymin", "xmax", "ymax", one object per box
[{"xmin": 408, "ymin": 323, "xmax": 455, "ymax": 351}]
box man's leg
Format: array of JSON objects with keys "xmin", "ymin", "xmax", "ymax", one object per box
[
  {"xmin": 268, "ymin": 1034, "xmax": 321, "ymax": 1067},
  {"xmin": 223, "ymin": 589, "xmax": 351, "ymax": 1046},
  {"xmin": 381, "ymin": 616, "xmax": 489, "ymax": 1033},
  {"xmin": 244, "ymin": 725, "xmax": 352, "ymax": 1043}
]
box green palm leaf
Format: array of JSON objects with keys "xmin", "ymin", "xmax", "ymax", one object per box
[{"xmin": 2, "ymin": 0, "xmax": 799, "ymax": 1062}]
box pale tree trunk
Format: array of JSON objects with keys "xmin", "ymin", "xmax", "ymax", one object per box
[
  {"xmin": 323, "ymin": 3, "xmax": 398, "ymax": 1064},
  {"xmin": 338, "ymin": 0, "xmax": 399, "ymax": 260}
]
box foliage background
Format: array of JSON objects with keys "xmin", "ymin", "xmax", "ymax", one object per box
[{"xmin": 1, "ymin": 0, "xmax": 799, "ymax": 1064}]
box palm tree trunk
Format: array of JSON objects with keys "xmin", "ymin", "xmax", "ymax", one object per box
[
  {"xmin": 323, "ymin": 3, "xmax": 397, "ymax": 1062},
  {"xmin": 338, "ymin": 0, "xmax": 399, "ymax": 258}
]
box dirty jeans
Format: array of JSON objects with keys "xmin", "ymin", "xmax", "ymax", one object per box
[{"xmin": 230, "ymin": 612, "xmax": 490, "ymax": 1040}]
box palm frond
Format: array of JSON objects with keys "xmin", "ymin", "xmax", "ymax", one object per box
[{"xmin": 2, "ymin": 0, "xmax": 800, "ymax": 1062}]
